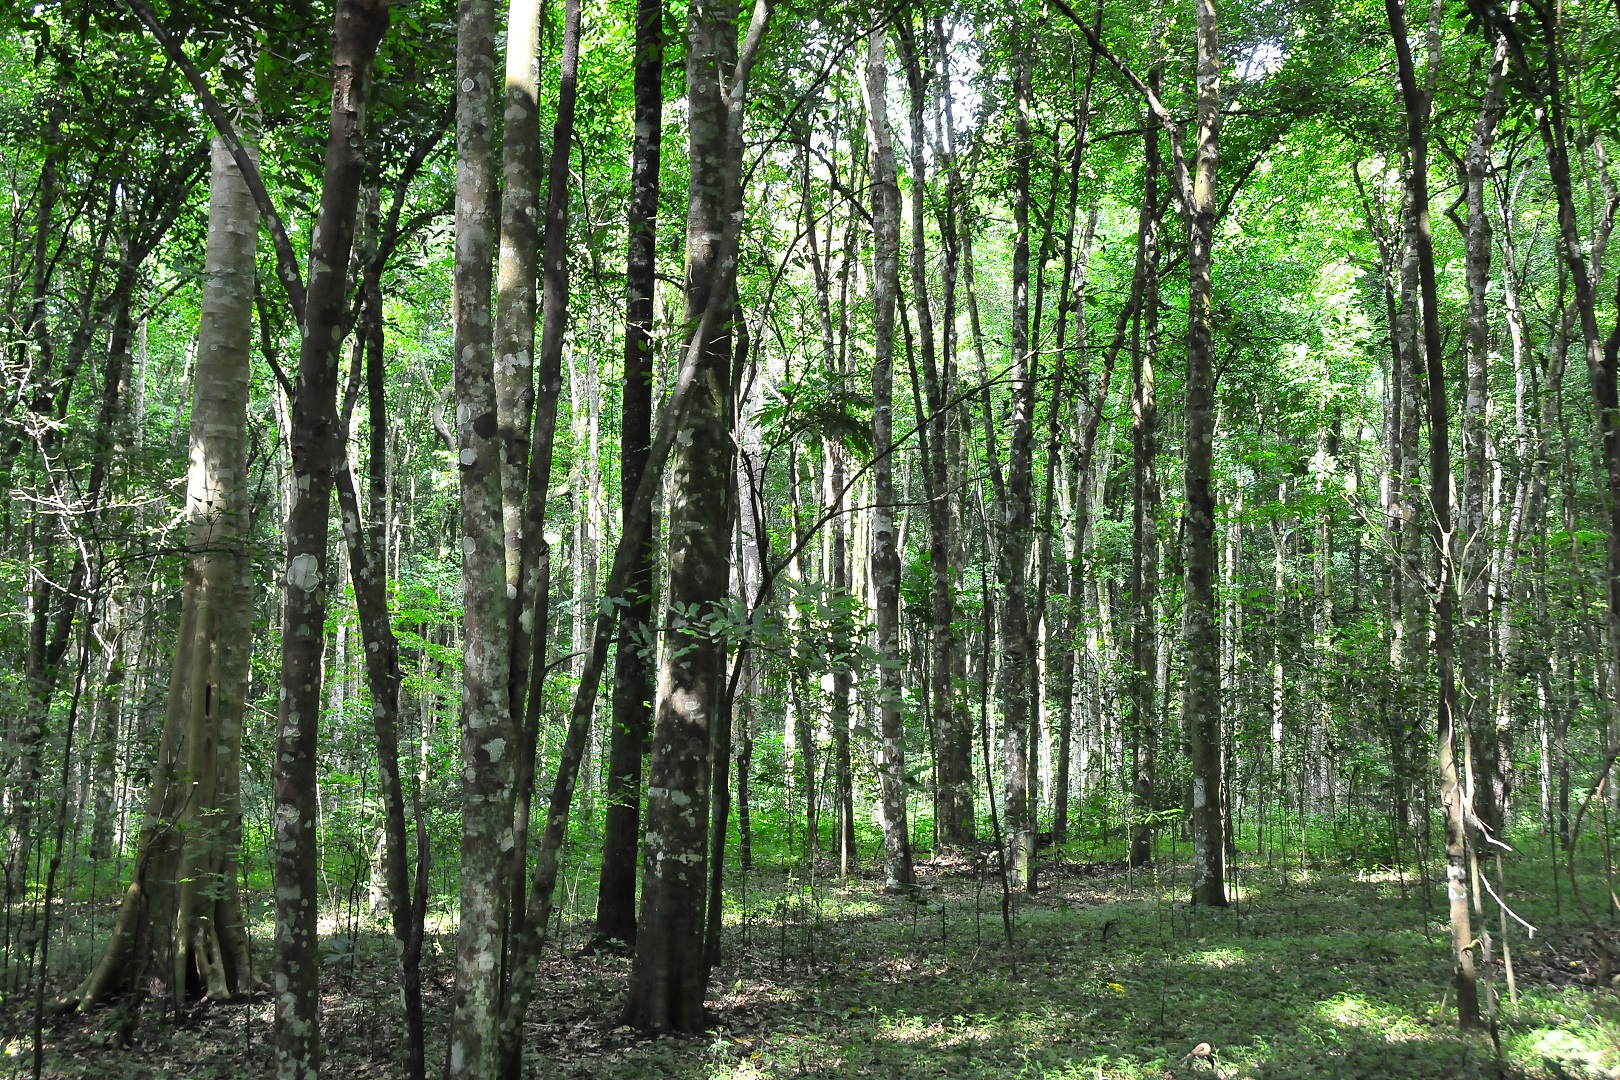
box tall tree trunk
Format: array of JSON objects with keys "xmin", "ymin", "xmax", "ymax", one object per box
[
  {"xmin": 832, "ymin": 221, "xmax": 859, "ymax": 878},
  {"xmin": 492, "ymin": 0, "xmax": 544, "ymax": 981},
  {"xmin": 624, "ymin": 0, "xmax": 772, "ymax": 1032},
  {"xmin": 1389, "ymin": 0, "xmax": 1480, "ymax": 1026},
  {"xmin": 503, "ymin": 0, "xmax": 580, "ymax": 1006},
  {"xmin": 1456, "ymin": 42, "xmax": 1506, "ymax": 840},
  {"xmin": 595, "ymin": 0, "xmax": 664, "ymax": 954},
  {"xmin": 998, "ymin": 15, "xmax": 1037, "ymax": 893},
  {"xmin": 1183, "ymin": 0, "xmax": 1225, "ymax": 908},
  {"xmin": 447, "ymin": 0, "xmax": 518, "ymax": 1070},
  {"xmin": 864, "ymin": 24, "xmax": 914, "ymax": 892},
  {"xmin": 334, "ymin": 266, "xmax": 425, "ymax": 1076},
  {"xmin": 71, "ymin": 138, "xmax": 257, "ymax": 1009},
  {"xmin": 251, "ymin": 3, "xmax": 393, "ymax": 1073},
  {"xmin": 896, "ymin": 17, "xmax": 968, "ymax": 853},
  {"xmin": 1129, "ymin": 87, "xmax": 1163, "ymax": 870}
]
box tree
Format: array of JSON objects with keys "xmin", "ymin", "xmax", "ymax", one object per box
[
  {"xmin": 865, "ymin": 22, "xmax": 915, "ymax": 893},
  {"xmin": 595, "ymin": 0, "xmax": 665, "ymax": 955},
  {"xmin": 70, "ymin": 135, "xmax": 257, "ymax": 1009}
]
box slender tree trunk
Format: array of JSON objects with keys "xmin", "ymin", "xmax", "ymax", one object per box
[
  {"xmin": 503, "ymin": 0, "xmax": 581, "ymax": 1007},
  {"xmin": 492, "ymin": 0, "xmax": 544, "ymax": 976},
  {"xmin": 333, "ymin": 275, "xmax": 423, "ymax": 1075},
  {"xmin": 1182, "ymin": 0, "xmax": 1225, "ymax": 908},
  {"xmin": 1388, "ymin": 0, "xmax": 1479, "ymax": 1025},
  {"xmin": 594, "ymin": 0, "xmax": 664, "ymax": 954},
  {"xmin": 447, "ymin": 0, "xmax": 519, "ymax": 1069},
  {"xmin": 865, "ymin": 25, "xmax": 914, "ymax": 892},
  {"xmin": 1456, "ymin": 43, "xmax": 1506, "ymax": 840},
  {"xmin": 896, "ymin": 19, "xmax": 967, "ymax": 853},
  {"xmin": 998, "ymin": 16, "xmax": 1038, "ymax": 892},
  {"xmin": 1129, "ymin": 89, "xmax": 1163, "ymax": 870}
]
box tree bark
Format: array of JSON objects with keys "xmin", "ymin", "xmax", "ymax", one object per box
[
  {"xmin": 624, "ymin": 0, "xmax": 773, "ymax": 1033},
  {"xmin": 70, "ymin": 135, "xmax": 256, "ymax": 1010},
  {"xmin": 1455, "ymin": 41, "xmax": 1506, "ymax": 840},
  {"xmin": 1183, "ymin": 0, "xmax": 1226, "ymax": 909},
  {"xmin": 998, "ymin": 15, "xmax": 1038, "ymax": 892},
  {"xmin": 595, "ymin": 0, "xmax": 665, "ymax": 954},
  {"xmin": 1389, "ymin": 0, "xmax": 1480, "ymax": 1026},
  {"xmin": 447, "ymin": 0, "xmax": 518, "ymax": 1071},
  {"xmin": 1129, "ymin": 90, "xmax": 1163, "ymax": 870},
  {"xmin": 270, "ymin": 5, "xmax": 392, "ymax": 1074},
  {"xmin": 864, "ymin": 24, "xmax": 914, "ymax": 892}
]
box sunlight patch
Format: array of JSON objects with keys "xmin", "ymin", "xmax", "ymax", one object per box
[
  {"xmin": 1506, "ymin": 1026, "xmax": 1613, "ymax": 1078},
  {"xmin": 1315, "ymin": 992, "xmax": 1425, "ymax": 1041},
  {"xmin": 1183, "ymin": 947, "xmax": 1247, "ymax": 969}
]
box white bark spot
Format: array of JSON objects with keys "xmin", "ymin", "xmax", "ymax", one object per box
[
  {"xmin": 507, "ymin": 583, "xmax": 518, "ymax": 599},
  {"xmin": 485, "ymin": 738, "xmax": 507, "ymax": 762},
  {"xmin": 463, "ymin": 537, "xmax": 477, "ymax": 556},
  {"xmin": 287, "ymin": 553, "xmax": 319, "ymax": 592},
  {"xmin": 1193, "ymin": 777, "xmax": 1207, "ymax": 808},
  {"xmin": 460, "ymin": 448, "xmax": 478, "ymax": 466}
]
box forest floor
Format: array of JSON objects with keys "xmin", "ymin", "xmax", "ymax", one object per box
[{"xmin": 20, "ymin": 836, "xmax": 1620, "ymax": 1079}]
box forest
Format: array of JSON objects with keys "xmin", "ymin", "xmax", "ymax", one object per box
[{"xmin": 2, "ymin": 0, "xmax": 1620, "ymax": 1074}]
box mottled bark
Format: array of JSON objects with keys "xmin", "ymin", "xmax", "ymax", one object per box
[
  {"xmin": 625, "ymin": 0, "xmax": 772, "ymax": 1031},
  {"xmin": 864, "ymin": 25, "xmax": 914, "ymax": 892},
  {"xmin": 273, "ymin": 5, "xmax": 392, "ymax": 1074},
  {"xmin": 595, "ymin": 0, "xmax": 664, "ymax": 954},
  {"xmin": 998, "ymin": 17, "xmax": 1037, "ymax": 892},
  {"xmin": 447, "ymin": 0, "xmax": 517, "ymax": 1073},
  {"xmin": 1455, "ymin": 42, "xmax": 1506, "ymax": 840},
  {"xmin": 504, "ymin": 0, "xmax": 578, "ymax": 1006},
  {"xmin": 1129, "ymin": 95, "xmax": 1163, "ymax": 870}
]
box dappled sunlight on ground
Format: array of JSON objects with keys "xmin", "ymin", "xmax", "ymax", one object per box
[{"xmin": 32, "ymin": 845, "xmax": 1620, "ymax": 1078}]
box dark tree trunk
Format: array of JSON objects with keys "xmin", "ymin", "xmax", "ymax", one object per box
[
  {"xmin": 1128, "ymin": 88, "xmax": 1163, "ymax": 871},
  {"xmin": 1183, "ymin": 0, "xmax": 1226, "ymax": 909},
  {"xmin": 625, "ymin": 0, "xmax": 771, "ymax": 1033},
  {"xmin": 998, "ymin": 16, "xmax": 1038, "ymax": 893},
  {"xmin": 1389, "ymin": 0, "xmax": 1479, "ymax": 1026},
  {"xmin": 272, "ymin": 4, "xmax": 392, "ymax": 1075},
  {"xmin": 595, "ymin": 0, "xmax": 664, "ymax": 954}
]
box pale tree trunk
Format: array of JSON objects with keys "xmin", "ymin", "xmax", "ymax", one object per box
[
  {"xmin": 493, "ymin": 0, "xmax": 543, "ymax": 946},
  {"xmin": 447, "ymin": 0, "xmax": 518, "ymax": 1071},
  {"xmin": 864, "ymin": 25, "xmax": 914, "ymax": 892},
  {"xmin": 1128, "ymin": 90, "xmax": 1162, "ymax": 870},
  {"xmin": 929, "ymin": 19, "xmax": 976, "ymax": 843},
  {"xmin": 1455, "ymin": 43, "xmax": 1506, "ymax": 839},
  {"xmin": 501, "ymin": 0, "xmax": 581, "ymax": 1024},
  {"xmin": 595, "ymin": 0, "xmax": 664, "ymax": 953},
  {"xmin": 71, "ymin": 136, "xmax": 258, "ymax": 1010},
  {"xmin": 1388, "ymin": 0, "xmax": 1479, "ymax": 1026}
]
